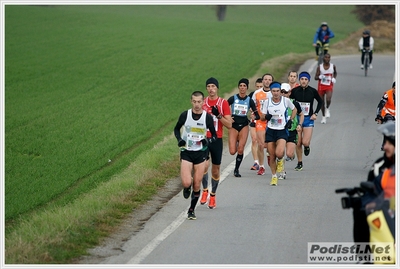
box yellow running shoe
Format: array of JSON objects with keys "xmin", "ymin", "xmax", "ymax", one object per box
[
  {"xmin": 270, "ymin": 175, "xmax": 278, "ymax": 186},
  {"xmin": 276, "ymin": 158, "xmax": 284, "ymax": 173}
]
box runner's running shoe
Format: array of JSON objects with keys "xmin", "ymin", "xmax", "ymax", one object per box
[
  {"xmin": 187, "ymin": 209, "xmax": 196, "ymax": 220},
  {"xmin": 321, "ymin": 117, "xmax": 327, "ymax": 124},
  {"xmin": 208, "ymin": 195, "xmax": 216, "ymax": 209},
  {"xmin": 250, "ymin": 163, "xmax": 259, "ymax": 170},
  {"xmin": 257, "ymin": 166, "xmax": 265, "ymax": 175},
  {"xmin": 325, "ymin": 108, "xmax": 330, "ymax": 118},
  {"xmin": 234, "ymin": 169, "xmax": 241, "ymax": 177},
  {"xmin": 183, "ymin": 186, "xmax": 191, "ymax": 199},
  {"xmin": 276, "ymin": 159, "xmax": 284, "ymax": 173},
  {"xmin": 294, "ymin": 163, "xmax": 303, "ymax": 171},
  {"xmin": 270, "ymin": 175, "xmax": 278, "ymax": 186},
  {"xmin": 304, "ymin": 146, "xmax": 310, "ymax": 156},
  {"xmin": 200, "ymin": 190, "xmax": 208, "ymax": 205},
  {"xmin": 278, "ymin": 171, "xmax": 286, "ymax": 180}
]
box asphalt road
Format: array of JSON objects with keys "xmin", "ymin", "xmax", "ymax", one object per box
[{"xmin": 101, "ymin": 54, "xmax": 395, "ymax": 266}]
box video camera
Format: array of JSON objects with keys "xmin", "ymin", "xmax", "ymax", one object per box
[{"xmin": 335, "ymin": 182, "xmax": 376, "ymax": 209}]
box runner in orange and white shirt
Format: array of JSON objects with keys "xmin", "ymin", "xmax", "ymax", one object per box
[
  {"xmin": 200, "ymin": 77, "xmax": 232, "ymax": 209},
  {"xmin": 248, "ymin": 78, "xmax": 263, "ymax": 171},
  {"xmin": 252, "ymin": 73, "xmax": 273, "ymax": 176},
  {"xmin": 315, "ymin": 53, "xmax": 337, "ymax": 124},
  {"xmin": 288, "ymin": 70, "xmax": 300, "ymax": 90}
]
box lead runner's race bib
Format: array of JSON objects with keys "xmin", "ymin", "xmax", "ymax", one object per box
[{"xmin": 186, "ymin": 132, "xmax": 205, "ymax": 151}]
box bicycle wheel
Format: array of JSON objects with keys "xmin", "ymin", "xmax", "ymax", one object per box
[
  {"xmin": 364, "ymin": 53, "xmax": 369, "ymax": 77},
  {"xmin": 318, "ymin": 51, "xmax": 324, "ymax": 65}
]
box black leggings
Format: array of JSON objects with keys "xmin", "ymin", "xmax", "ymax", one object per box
[{"xmin": 361, "ymin": 50, "xmax": 373, "ymax": 64}]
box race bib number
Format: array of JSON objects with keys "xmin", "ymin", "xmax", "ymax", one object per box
[
  {"xmin": 299, "ymin": 102, "xmax": 311, "ymax": 116},
  {"xmin": 186, "ymin": 133, "xmax": 204, "ymax": 150},
  {"xmin": 233, "ymin": 103, "xmax": 248, "ymax": 116},
  {"xmin": 270, "ymin": 115, "xmax": 285, "ymax": 128},
  {"xmin": 259, "ymin": 99, "xmax": 267, "ymax": 112},
  {"xmin": 321, "ymin": 75, "xmax": 332, "ymax": 86}
]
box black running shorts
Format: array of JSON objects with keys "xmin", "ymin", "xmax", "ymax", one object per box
[
  {"xmin": 287, "ymin": 130, "xmax": 298, "ymax": 144},
  {"xmin": 180, "ymin": 149, "xmax": 207, "ymax": 165},
  {"xmin": 265, "ymin": 128, "xmax": 288, "ymax": 143},
  {"xmin": 206, "ymin": 138, "xmax": 223, "ymax": 165}
]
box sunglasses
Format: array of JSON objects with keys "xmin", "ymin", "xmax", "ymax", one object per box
[{"xmin": 281, "ymin": 90, "xmax": 290, "ymax": 94}]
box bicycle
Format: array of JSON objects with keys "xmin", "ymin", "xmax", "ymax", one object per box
[
  {"xmin": 316, "ymin": 41, "xmax": 329, "ymax": 65},
  {"xmin": 362, "ymin": 48, "xmax": 370, "ymax": 77}
]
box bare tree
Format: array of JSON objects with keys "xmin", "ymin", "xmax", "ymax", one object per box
[
  {"xmin": 352, "ymin": 5, "xmax": 395, "ymax": 25},
  {"xmin": 216, "ymin": 5, "xmax": 227, "ymax": 21}
]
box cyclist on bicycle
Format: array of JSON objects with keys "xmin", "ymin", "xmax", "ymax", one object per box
[
  {"xmin": 312, "ymin": 22, "xmax": 335, "ymax": 60},
  {"xmin": 358, "ymin": 29, "xmax": 374, "ymax": 69}
]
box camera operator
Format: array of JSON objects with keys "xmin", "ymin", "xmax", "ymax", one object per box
[{"xmin": 356, "ymin": 121, "xmax": 396, "ymax": 243}]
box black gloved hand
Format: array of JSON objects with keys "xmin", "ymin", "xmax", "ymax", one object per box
[
  {"xmin": 285, "ymin": 119, "xmax": 292, "ymax": 129},
  {"xmin": 375, "ymin": 115, "xmax": 383, "ymax": 122},
  {"xmin": 211, "ymin": 106, "xmax": 220, "ymax": 117},
  {"xmin": 265, "ymin": 112, "xmax": 272, "ymax": 121},
  {"xmin": 178, "ymin": 139, "xmax": 186, "ymax": 147},
  {"xmin": 201, "ymin": 136, "xmax": 216, "ymax": 147},
  {"xmin": 201, "ymin": 138, "xmax": 208, "ymax": 147},
  {"xmin": 208, "ymin": 136, "xmax": 216, "ymax": 145}
]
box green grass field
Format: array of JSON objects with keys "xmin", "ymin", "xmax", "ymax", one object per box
[{"xmin": 5, "ymin": 4, "xmax": 363, "ymax": 263}]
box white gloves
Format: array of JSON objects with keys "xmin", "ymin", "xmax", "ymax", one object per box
[{"xmin": 319, "ymin": 74, "xmax": 336, "ymax": 83}]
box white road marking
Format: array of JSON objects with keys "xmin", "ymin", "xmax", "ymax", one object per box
[{"xmin": 127, "ymin": 140, "xmax": 252, "ymax": 264}]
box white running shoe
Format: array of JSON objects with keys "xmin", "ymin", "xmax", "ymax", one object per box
[
  {"xmin": 325, "ymin": 108, "xmax": 330, "ymax": 118},
  {"xmin": 321, "ymin": 116, "xmax": 327, "ymax": 124},
  {"xmin": 360, "ymin": 64, "xmax": 364, "ymax": 69},
  {"xmin": 369, "ymin": 64, "xmax": 373, "ymax": 69}
]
